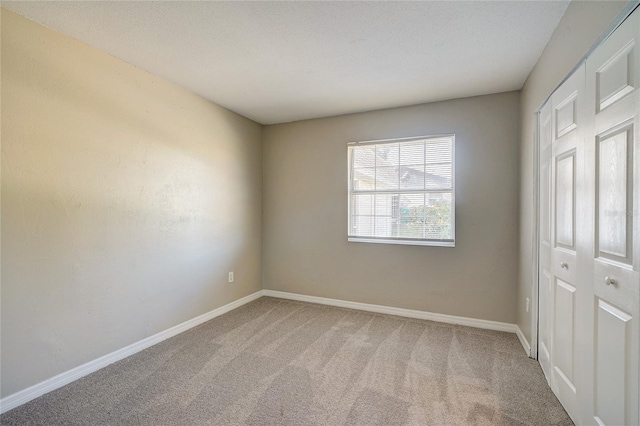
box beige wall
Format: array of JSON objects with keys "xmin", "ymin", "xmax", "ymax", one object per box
[
  {"xmin": 263, "ymin": 92, "xmax": 520, "ymax": 323},
  {"xmin": 517, "ymin": 1, "xmax": 630, "ymax": 344},
  {"xmin": 1, "ymin": 10, "xmax": 262, "ymax": 397}
]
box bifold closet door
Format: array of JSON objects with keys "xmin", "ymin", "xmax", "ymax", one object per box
[
  {"xmin": 583, "ymin": 8, "xmax": 640, "ymax": 426},
  {"xmin": 549, "ymin": 65, "xmax": 585, "ymax": 424},
  {"xmin": 539, "ymin": 8, "xmax": 640, "ymax": 425},
  {"xmin": 537, "ymin": 69, "xmax": 585, "ymax": 415}
]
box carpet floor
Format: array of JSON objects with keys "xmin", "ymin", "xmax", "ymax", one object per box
[{"xmin": 1, "ymin": 297, "xmax": 572, "ymax": 425}]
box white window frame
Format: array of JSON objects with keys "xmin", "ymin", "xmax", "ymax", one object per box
[{"xmin": 347, "ymin": 134, "xmax": 455, "ymax": 247}]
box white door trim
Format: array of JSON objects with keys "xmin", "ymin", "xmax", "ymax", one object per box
[{"xmin": 531, "ymin": 111, "xmax": 540, "ymax": 359}]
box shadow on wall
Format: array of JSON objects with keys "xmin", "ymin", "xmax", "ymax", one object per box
[{"xmin": 1, "ymin": 9, "xmax": 262, "ymax": 398}]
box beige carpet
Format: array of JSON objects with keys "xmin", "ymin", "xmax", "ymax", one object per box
[{"xmin": 1, "ymin": 297, "xmax": 572, "ymax": 425}]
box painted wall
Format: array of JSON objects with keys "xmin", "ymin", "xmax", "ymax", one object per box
[
  {"xmin": 263, "ymin": 92, "xmax": 520, "ymax": 324},
  {"xmin": 1, "ymin": 10, "xmax": 263, "ymax": 397},
  {"xmin": 517, "ymin": 1, "xmax": 630, "ymax": 345}
]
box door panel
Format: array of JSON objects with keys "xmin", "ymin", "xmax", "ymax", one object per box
[
  {"xmin": 584, "ymin": 8, "xmax": 640, "ymax": 426},
  {"xmin": 555, "ymin": 151, "xmax": 576, "ymax": 248},
  {"xmin": 597, "ymin": 41, "xmax": 635, "ymax": 112},
  {"xmin": 538, "ymin": 269, "xmax": 551, "ymax": 376},
  {"xmin": 596, "ymin": 124, "xmax": 633, "ymax": 263},
  {"xmin": 554, "ymin": 278, "xmax": 576, "ymax": 390},
  {"xmin": 594, "ymin": 299, "xmax": 632, "ymax": 426},
  {"xmin": 541, "ymin": 163, "xmax": 551, "ymax": 246},
  {"xmin": 557, "ymin": 95, "xmax": 578, "ymax": 138}
]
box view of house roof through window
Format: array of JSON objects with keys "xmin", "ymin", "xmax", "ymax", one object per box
[{"xmin": 348, "ymin": 135, "xmax": 455, "ymax": 247}]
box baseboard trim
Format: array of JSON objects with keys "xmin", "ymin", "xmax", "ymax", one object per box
[
  {"xmin": 515, "ymin": 325, "xmax": 532, "ymax": 357},
  {"xmin": 0, "ymin": 290, "xmax": 263, "ymax": 414},
  {"xmin": 263, "ymin": 290, "xmax": 517, "ymax": 333},
  {"xmin": 2, "ymin": 289, "xmax": 521, "ymax": 413}
]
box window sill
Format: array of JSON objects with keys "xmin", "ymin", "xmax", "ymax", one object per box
[{"xmin": 348, "ymin": 237, "xmax": 455, "ymax": 247}]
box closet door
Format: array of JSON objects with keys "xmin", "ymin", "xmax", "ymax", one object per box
[
  {"xmin": 549, "ymin": 65, "xmax": 585, "ymax": 423},
  {"xmin": 584, "ymin": 8, "xmax": 640, "ymax": 426},
  {"xmin": 538, "ymin": 101, "xmax": 553, "ymax": 383}
]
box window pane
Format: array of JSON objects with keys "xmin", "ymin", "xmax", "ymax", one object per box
[
  {"xmin": 424, "ymin": 192, "xmax": 453, "ymax": 239},
  {"xmin": 400, "ymin": 141, "xmax": 424, "ymax": 165},
  {"xmin": 398, "ymin": 193, "xmax": 425, "ymax": 218},
  {"xmin": 375, "ymin": 166, "xmax": 399, "ymax": 190},
  {"xmin": 353, "ymin": 146, "xmax": 375, "ymax": 168},
  {"xmin": 376, "ymin": 143, "xmax": 399, "ymax": 166},
  {"xmin": 425, "ymin": 164, "xmax": 452, "ymax": 189},
  {"xmin": 398, "ymin": 217, "xmax": 425, "ymax": 238},
  {"xmin": 351, "ymin": 216, "xmax": 374, "ymax": 236},
  {"xmin": 353, "ymin": 168, "xmax": 375, "ymax": 190},
  {"xmin": 400, "ymin": 165, "xmax": 425, "ymax": 190},
  {"xmin": 425, "ymin": 140, "xmax": 452, "ymax": 163},
  {"xmin": 374, "ymin": 194, "xmax": 393, "ymax": 216},
  {"xmin": 375, "ymin": 217, "xmax": 394, "ymax": 238},
  {"xmin": 352, "ymin": 194, "xmax": 374, "ymax": 215}
]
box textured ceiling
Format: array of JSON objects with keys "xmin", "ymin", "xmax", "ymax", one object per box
[{"xmin": 3, "ymin": 1, "xmax": 569, "ymax": 124}]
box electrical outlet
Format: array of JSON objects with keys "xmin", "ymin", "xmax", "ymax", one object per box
[
  {"xmin": 526, "ymin": 298, "xmax": 530, "ymax": 313},
  {"xmin": 228, "ymin": 272, "xmax": 234, "ymax": 283}
]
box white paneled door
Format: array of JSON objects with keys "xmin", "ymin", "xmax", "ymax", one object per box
[
  {"xmin": 584, "ymin": 9, "xmax": 639, "ymax": 426},
  {"xmin": 550, "ymin": 64, "xmax": 585, "ymax": 424},
  {"xmin": 539, "ymin": 7, "xmax": 640, "ymax": 426}
]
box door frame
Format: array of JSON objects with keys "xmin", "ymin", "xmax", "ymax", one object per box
[
  {"xmin": 531, "ymin": 1, "xmax": 640, "ymax": 360},
  {"xmin": 530, "ymin": 111, "xmax": 540, "ymax": 359}
]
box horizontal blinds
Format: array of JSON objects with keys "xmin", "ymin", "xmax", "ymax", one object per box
[{"xmin": 348, "ymin": 135, "xmax": 454, "ymax": 242}]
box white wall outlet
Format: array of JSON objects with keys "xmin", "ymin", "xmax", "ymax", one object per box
[
  {"xmin": 526, "ymin": 297, "xmax": 530, "ymax": 313},
  {"xmin": 228, "ymin": 272, "xmax": 234, "ymax": 283}
]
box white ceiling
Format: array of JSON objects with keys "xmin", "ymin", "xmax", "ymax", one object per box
[{"xmin": 3, "ymin": 1, "xmax": 569, "ymax": 125}]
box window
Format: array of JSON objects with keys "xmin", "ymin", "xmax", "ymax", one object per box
[{"xmin": 348, "ymin": 135, "xmax": 455, "ymax": 247}]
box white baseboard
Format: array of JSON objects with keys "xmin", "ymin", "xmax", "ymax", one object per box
[
  {"xmin": 515, "ymin": 325, "xmax": 532, "ymax": 357},
  {"xmin": 263, "ymin": 290, "xmax": 517, "ymax": 333},
  {"xmin": 2, "ymin": 289, "xmax": 522, "ymax": 414},
  {"xmin": 0, "ymin": 290, "xmax": 263, "ymax": 414}
]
